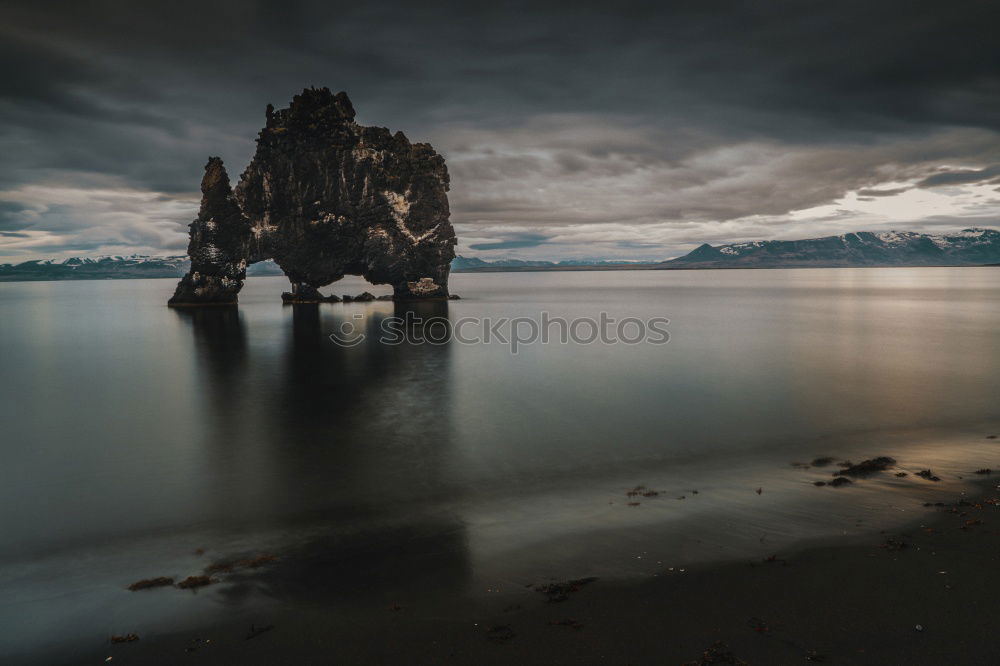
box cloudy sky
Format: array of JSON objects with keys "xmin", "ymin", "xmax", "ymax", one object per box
[{"xmin": 1, "ymin": 0, "xmax": 998, "ymax": 263}]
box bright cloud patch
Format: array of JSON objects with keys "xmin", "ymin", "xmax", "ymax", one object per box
[{"xmin": 0, "ymin": 182, "xmax": 195, "ymax": 262}]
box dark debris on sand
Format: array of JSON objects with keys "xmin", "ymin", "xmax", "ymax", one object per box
[
  {"xmin": 533, "ymin": 577, "xmax": 598, "ymax": 603},
  {"xmin": 916, "ymin": 470, "xmax": 942, "ymax": 482},
  {"xmin": 880, "ymin": 538, "xmax": 909, "ymax": 552},
  {"xmin": 205, "ymin": 554, "xmax": 278, "ymax": 575},
  {"xmin": 683, "ymin": 641, "xmax": 749, "ymax": 665},
  {"xmin": 547, "ymin": 618, "xmax": 584, "ymax": 629},
  {"xmin": 834, "ymin": 456, "xmax": 896, "ymax": 477},
  {"xmin": 486, "ymin": 624, "xmax": 515, "ymax": 642},
  {"xmin": 176, "ymin": 575, "xmax": 214, "ymax": 590},
  {"xmin": 245, "ymin": 624, "xmax": 275, "ymax": 640},
  {"xmin": 127, "ymin": 577, "xmax": 174, "ymax": 591}
]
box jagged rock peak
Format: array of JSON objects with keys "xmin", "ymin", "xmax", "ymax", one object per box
[{"xmin": 169, "ymin": 88, "xmax": 456, "ymax": 306}]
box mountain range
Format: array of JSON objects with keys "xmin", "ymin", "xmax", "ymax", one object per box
[
  {"xmin": 0, "ymin": 256, "xmax": 284, "ymax": 281},
  {"xmin": 2, "ymin": 228, "xmax": 997, "ymax": 282},
  {"xmin": 450, "ymin": 257, "xmax": 648, "ymax": 272},
  {"xmin": 660, "ymin": 228, "xmax": 1000, "ymax": 268}
]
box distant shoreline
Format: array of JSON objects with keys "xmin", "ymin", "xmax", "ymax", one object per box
[
  {"xmin": 1, "ymin": 262, "xmax": 997, "ymax": 283},
  {"xmin": 453, "ymin": 263, "xmax": 1000, "ymax": 273}
]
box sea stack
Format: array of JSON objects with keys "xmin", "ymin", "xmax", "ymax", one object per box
[{"xmin": 169, "ymin": 88, "xmax": 456, "ymax": 306}]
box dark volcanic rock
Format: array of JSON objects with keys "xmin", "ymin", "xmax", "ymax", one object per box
[
  {"xmin": 168, "ymin": 158, "xmax": 251, "ymax": 305},
  {"xmin": 170, "ymin": 88, "xmax": 456, "ymax": 306},
  {"xmin": 281, "ymin": 286, "xmax": 340, "ymax": 303}
]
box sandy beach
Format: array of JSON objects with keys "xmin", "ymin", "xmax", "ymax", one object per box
[{"xmin": 74, "ymin": 469, "xmax": 1000, "ymax": 666}]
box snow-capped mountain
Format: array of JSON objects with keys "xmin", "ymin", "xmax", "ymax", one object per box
[
  {"xmin": 662, "ymin": 228, "xmax": 1000, "ymax": 268},
  {"xmin": 450, "ymin": 256, "xmax": 648, "ymax": 271},
  {"xmin": 0, "ymin": 255, "xmax": 284, "ymax": 281}
]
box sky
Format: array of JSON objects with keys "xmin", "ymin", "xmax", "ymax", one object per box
[{"xmin": 1, "ymin": 0, "xmax": 998, "ymax": 263}]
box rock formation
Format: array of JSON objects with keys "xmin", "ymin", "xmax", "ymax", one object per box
[{"xmin": 169, "ymin": 88, "xmax": 456, "ymax": 306}]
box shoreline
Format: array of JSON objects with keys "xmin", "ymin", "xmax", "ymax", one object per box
[
  {"xmin": 72, "ymin": 473, "xmax": 1000, "ymax": 665},
  {"xmin": 2, "ymin": 263, "xmax": 998, "ymax": 284}
]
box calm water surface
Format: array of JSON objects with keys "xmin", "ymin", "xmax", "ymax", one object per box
[{"xmin": 1, "ymin": 268, "xmax": 999, "ymax": 661}]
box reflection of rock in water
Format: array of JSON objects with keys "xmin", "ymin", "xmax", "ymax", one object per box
[
  {"xmin": 180, "ymin": 302, "xmax": 468, "ymax": 605},
  {"xmin": 173, "ymin": 306, "xmax": 252, "ymax": 457},
  {"xmin": 267, "ymin": 302, "xmax": 456, "ymax": 497},
  {"xmin": 173, "ymin": 306, "xmax": 248, "ymax": 407},
  {"xmin": 276, "ymin": 301, "xmax": 452, "ymax": 422},
  {"xmin": 174, "ymin": 306, "xmax": 247, "ymax": 365}
]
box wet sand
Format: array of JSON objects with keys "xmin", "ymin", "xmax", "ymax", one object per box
[{"xmin": 85, "ymin": 476, "xmax": 1000, "ymax": 665}]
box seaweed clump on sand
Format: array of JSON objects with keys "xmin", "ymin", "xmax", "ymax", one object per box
[
  {"xmin": 683, "ymin": 641, "xmax": 749, "ymax": 665},
  {"xmin": 204, "ymin": 554, "xmax": 278, "ymax": 575},
  {"xmin": 834, "ymin": 456, "xmax": 896, "ymax": 478},
  {"xmin": 533, "ymin": 577, "xmax": 598, "ymax": 602},
  {"xmin": 110, "ymin": 634, "xmax": 140, "ymax": 644},
  {"xmin": 127, "ymin": 577, "xmax": 174, "ymax": 591},
  {"xmin": 176, "ymin": 575, "xmax": 214, "ymax": 589}
]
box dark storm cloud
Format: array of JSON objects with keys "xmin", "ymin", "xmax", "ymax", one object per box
[
  {"xmin": 469, "ymin": 234, "xmax": 550, "ymax": 251},
  {"xmin": 856, "ymin": 187, "xmax": 913, "ymax": 198},
  {"xmin": 917, "ymin": 165, "xmax": 1000, "ymax": 188},
  {"xmin": 0, "ymin": 201, "xmax": 34, "ymax": 231},
  {"xmin": 1, "ymin": 0, "xmax": 998, "ymax": 260}
]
